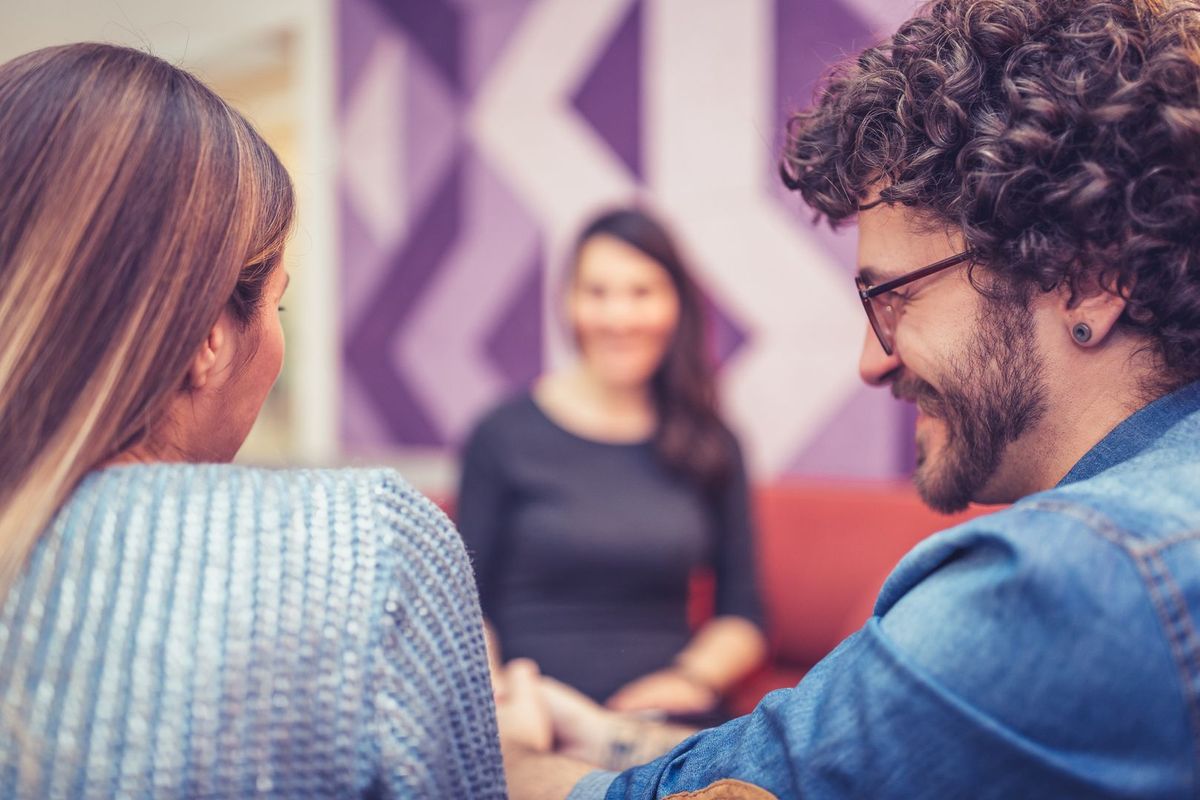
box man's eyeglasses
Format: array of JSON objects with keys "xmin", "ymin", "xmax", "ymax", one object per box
[{"xmin": 855, "ymin": 250, "xmax": 972, "ymax": 356}]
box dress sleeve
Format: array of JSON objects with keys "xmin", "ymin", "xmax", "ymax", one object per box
[
  {"xmin": 455, "ymin": 416, "xmax": 510, "ymax": 615},
  {"xmin": 365, "ymin": 471, "xmax": 506, "ymax": 799},
  {"xmin": 711, "ymin": 435, "xmax": 766, "ymax": 629}
]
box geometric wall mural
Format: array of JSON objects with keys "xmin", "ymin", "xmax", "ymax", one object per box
[{"xmin": 338, "ymin": 0, "xmax": 922, "ymax": 480}]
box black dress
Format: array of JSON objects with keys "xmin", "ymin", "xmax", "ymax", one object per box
[{"xmin": 457, "ymin": 394, "xmax": 765, "ymax": 704}]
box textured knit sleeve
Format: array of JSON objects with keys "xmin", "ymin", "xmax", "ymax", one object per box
[
  {"xmin": 712, "ymin": 435, "xmax": 766, "ymax": 629},
  {"xmin": 0, "ymin": 464, "xmax": 505, "ymax": 800},
  {"xmin": 363, "ymin": 470, "xmax": 505, "ymax": 799},
  {"xmin": 456, "ymin": 415, "xmax": 510, "ymax": 616}
]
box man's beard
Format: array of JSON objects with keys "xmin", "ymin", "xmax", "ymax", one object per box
[{"xmin": 892, "ymin": 300, "xmax": 1048, "ymax": 513}]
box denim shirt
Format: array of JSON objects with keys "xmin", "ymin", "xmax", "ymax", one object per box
[{"xmin": 572, "ymin": 380, "xmax": 1200, "ymax": 800}]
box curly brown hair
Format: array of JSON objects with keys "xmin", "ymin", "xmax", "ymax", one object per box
[{"xmin": 782, "ymin": 0, "xmax": 1200, "ymax": 386}]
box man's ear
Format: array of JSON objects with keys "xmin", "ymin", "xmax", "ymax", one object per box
[
  {"xmin": 1059, "ymin": 275, "xmax": 1128, "ymax": 347},
  {"xmin": 187, "ymin": 318, "xmax": 227, "ymax": 390}
]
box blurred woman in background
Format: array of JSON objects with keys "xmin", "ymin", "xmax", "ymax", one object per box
[
  {"xmin": 459, "ymin": 208, "xmax": 767, "ymax": 719},
  {"xmin": 0, "ymin": 43, "xmax": 502, "ymax": 798}
]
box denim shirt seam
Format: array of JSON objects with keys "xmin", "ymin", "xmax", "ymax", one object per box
[
  {"xmin": 1137, "ymin": 547, "xmax": 1200, "ymax": 795},
  {"xmin": 1024, "ymin": 499, "xmax": 1200, "ymax": 792},
  {"xmin": 1144, "ymin": 529, "xmax": 1200, "ymax": 555}
]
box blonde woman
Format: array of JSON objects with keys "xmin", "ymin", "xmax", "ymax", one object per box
[{"xmin": 0, "ymin": 44, "xmax": 502, "ymax": 798}]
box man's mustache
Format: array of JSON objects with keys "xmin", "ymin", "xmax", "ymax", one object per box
[{"xmin": 891, "ymin": 373, "xmax": 944, "ymax": 418}]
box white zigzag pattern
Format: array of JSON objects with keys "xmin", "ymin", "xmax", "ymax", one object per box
[{"xmin": 471, "ymin": 0, "xmax": 863, "ymax": 476}]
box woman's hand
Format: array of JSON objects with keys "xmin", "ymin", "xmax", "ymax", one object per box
[
  {"xmin": 604, "ymin": 666, "xmax": 718, "ymax": 715},
  {"xmin": 540, "ymin": 676, "xmax": 698, "ymax": 770},
  {"xmin": 483, "ymin": 619, "xmax": 506, "ymax": 698},
  {"xmin": 495, "ymin": 659, "xmax": 553, "ymax": 752}
]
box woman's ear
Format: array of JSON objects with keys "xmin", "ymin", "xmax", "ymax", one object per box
[{"xmin": 187, "ymin": 318, "xmax": 227, "ymax": 390}]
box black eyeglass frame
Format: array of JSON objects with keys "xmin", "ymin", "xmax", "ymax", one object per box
[{"xmin": 854, "ymin": 250, "xmax": 972, "ymax": 356}]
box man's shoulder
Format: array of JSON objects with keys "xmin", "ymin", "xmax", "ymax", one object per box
[
  {"xmin": 878, "ymin": 460, "xmax": 1200, "ymax": 626},
  {"xmin": 873, "ymin": 462, "xmax": 1200, "ymax": 713},
  {"xmin": 871, "ymin": 484, "xmax": 1196, "ymax": 758},
  {"xmin": 1054, "ymin": 426, "xmax": 1200, "ymax": 545},
  {"xmin": 879, "ymin": 500, "xmax": 1117, "ymax": 606},
  {"xmin": 905, "ymin": 431, "xmax": 1200, "ymax": 571}
]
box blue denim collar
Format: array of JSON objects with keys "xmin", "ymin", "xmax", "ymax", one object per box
[{"xmin": 1058, "ymin": 379, "xmax": 1200, "ymax": 486}]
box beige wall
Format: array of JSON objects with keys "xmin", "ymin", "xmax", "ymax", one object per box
[{"xmin": 0, "ymin": 0, "xmax": 308, "ymax": 64}]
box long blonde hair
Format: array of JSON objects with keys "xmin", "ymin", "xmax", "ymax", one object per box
[{"xmin": 0, "ymin": 43, "xmax": 295, "ymax": 593}]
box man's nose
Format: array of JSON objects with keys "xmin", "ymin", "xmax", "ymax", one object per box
[{"xmin": 858, "ymin": 325, "xmax": 902, "ymax": 386}]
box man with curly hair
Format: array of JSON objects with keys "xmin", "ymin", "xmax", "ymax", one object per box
[{"xmin": 498, "ymin": 0, "xmax": 1200, "ymax": 797}]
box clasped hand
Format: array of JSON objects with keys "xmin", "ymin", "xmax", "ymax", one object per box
[{"xmin": 493, "ymin": 658, "xmax": 624, "ymax": 766}]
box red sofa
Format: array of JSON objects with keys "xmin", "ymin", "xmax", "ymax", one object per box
[{"xmin": 719, "ymin": 480, "xmax": 992, "ymax": 715}]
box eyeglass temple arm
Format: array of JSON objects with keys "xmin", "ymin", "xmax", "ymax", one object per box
[{"xmin": 860, "ymin": 251, "xmax": 972, "ymax": 299}]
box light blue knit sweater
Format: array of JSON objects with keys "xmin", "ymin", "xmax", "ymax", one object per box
[{"xmin": 0, "ymin": 464, "xmax": 505, "ymax": 798}]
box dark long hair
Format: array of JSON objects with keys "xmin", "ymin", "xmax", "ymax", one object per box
[{"xmin": 572, "ymin": 208, "xmax": 733, "ymax": 490}]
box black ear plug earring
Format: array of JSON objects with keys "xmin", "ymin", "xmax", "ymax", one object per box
[{"xmin": 1072, "ymin": 322, "xmax": 1093, "ymax": 344}]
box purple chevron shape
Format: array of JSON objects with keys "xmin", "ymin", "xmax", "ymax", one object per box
[
  {"xmin": 775, "ymin": 0, "xmax": 876, "ymax": 139},
  {"xmin": 337, "ymin": 0, "xmax": 389, "ymax": 115},
  {"xmin": 570, "ymin": 0, "xmax": 643, "ymax": 179},
  {"xmin": 702, "ymin": 292, "xmax": 750, "ymax": 370},
  {"xmin": 772, "ymin": 0, "xmax": 876, "ymax": 275},
  {"xmin": 484, "ymin": 249, "xmax": 544, "ymax": 391},
  {"xmin": 342, "ymin": 369, "xmax": 393, "ymax": 448},
  {"xmin": 786, "ymin": 384, "xmax": 911, "ymax": 478},
  {"xmin": 344, "ymin": 160, "xmax": 464, "ymax": 445},
  {"xmin": 842, "ymin": 0, "xmax": 925, "ymax": 38},
  {"xmin": 771, "ymin": 0, "xmax": 911, "ymax": 477},
  {"xmin": 369, "ymin": 0, "xmax": 464, "ymax": 94},
  {"xmin": 339, "ymin": 184, "xmax": 388, "ymax": 333},
  {"xmin": 405, "ymin": 33, "xmax": 463, "ymax": 236},
  {"xmin": 396, "ymin": 144, "xmax": 543, "ymax": 444},
  {"xmin": 464, "ymin": 0, "xmax": 535, "ymax": 95}
]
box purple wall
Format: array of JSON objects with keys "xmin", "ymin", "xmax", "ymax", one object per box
[{"xmin": 336, "ymin": 0, "xmax": 921, "ymax": 479}]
